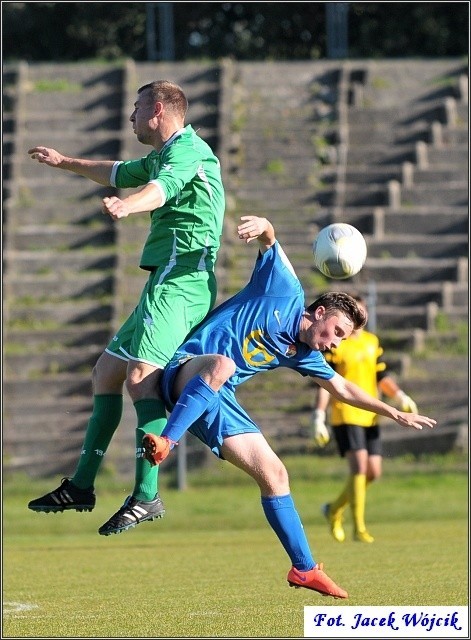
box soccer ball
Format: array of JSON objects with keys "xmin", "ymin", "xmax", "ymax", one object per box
[{"xmin": 313, "ymin": 223, "xmax": 367, "ymax": 279}]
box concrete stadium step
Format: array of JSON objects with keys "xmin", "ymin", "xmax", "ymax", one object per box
[
  {"xmin": 4, "ymin": 346, "xmax": 101, "ymax": 379},
  {"xmin": 14, "ymin": 177, "xmax": 116, "ymax": 201},
  {"xmin": 346, "ymin": 100, "xmax": 454, "ymax": 125},
  {"xmin": 8, "ymin": 301, "xmax": 114, "ymax": 325},
  {"xmin": 426, "ymin": 145, "xmax": 468, "ymax": 164},
  {"xmin": 362, "ymin": 305, "xmax": 435, "ymax": 331},
  {"xmin": 366, "ymin": 234, "xmax": 468, "ymax": 259},
  {"xmin": 354, "ymin": 60, "xmax": 465, "ymax": 104},
  {"xmin": 236, "ymin": 186, "xmax": 322, "ymax": 205},
  {"xmin": 23, "ymin": 108, "xmax": 122, "ymax": 133},
  {"xmin": 379, "ymin": 328, "xmax": 466, "ymax": 352},
  {"xmin": 3, "ymin": 374, "xmax": 93, "ymax": 401},
  {"xmin": 4, "ymin": 413, "xmax": 91, "ymax": 441},
  {"xmin": 10, "ymin": 201, "xmax": 112, "ymax": 226},
  {"xmin": 381, "ymin": 424, "xmax": 464, "ymax": 457},
  {"xmin": 399, "ymin": 183, "xmax": 468, "ymax": 206},
  {"xmin": 4, "ymin": 272, "xmax": 114, "ymax": 300},
  {"xmin": 360, "ymin": 257, "xmax": 465, "ymax": 284},
  {"xmin": 3, "ymin": 249, "xmax": 116, "ymax": 274},
  {"xmin": 6, "ymin": 325, "xmax": 111, "ymax": 349},
  {"xmin": 341, "ymin": 185, "xmax": 389, "ymax": 207},
  {"xmin": 7, "ymin": 225, "xmax": 115, "ymax": 251},
  {"xmin": 381, "ymin": 207, "xmax": 468, "ymax": 235},
  {"xmin": 411, "ymin": 167, "xmax": 469, "ymax": 183},
  {"xmin": 346, "ymin": 144, "xmax": 417, "ymax": 165},
  {"xmin": 4, "ymin": 396, "xmax": 92, "ymax": 420},
  {"xmin": 347, "ymin": 124, "xmax": 431, "ymax": 146},
  {"xmin": 438, "ymin": 127, "xmax": 469, "ymax": 145},
  {"xmin": 343, "ymin": 167, "xmax": 403, "ymax": 183},
  {"xmin": 23, "ymin": 85, "xmax": 123, "ymax": 112},
  {"xmin": 442, "ymin": 282, "xmax": 468, "ymax": 307},
  {"xmin": 326, "ymin": 281, "xmax": 459, "ymax": 307}
]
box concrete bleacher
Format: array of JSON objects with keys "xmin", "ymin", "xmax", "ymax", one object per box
[{"xmin": 2, "ymin": 59, "xmax": 468, "ymax": 478}]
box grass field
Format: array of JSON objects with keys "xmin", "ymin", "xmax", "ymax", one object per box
[{"xmin": 3, "ymin": 453, "xmax": 468, "ymax": 638}]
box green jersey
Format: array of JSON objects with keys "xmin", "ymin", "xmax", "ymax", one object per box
[{"xmin": 111, "ymin": 125, "xmax": 225, "ymax": 271}]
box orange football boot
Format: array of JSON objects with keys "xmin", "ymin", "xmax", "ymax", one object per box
[
  {"xmin": 142, "ymin": 434, "xmax": 177, "ymax": 466},
  {"xmin": 287, "ymin": 564, "xmax": 348, "ymax": 599}
]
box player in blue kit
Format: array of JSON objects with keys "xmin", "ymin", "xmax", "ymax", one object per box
[{"xmin": 143, "ymin": 216, "xmax": 436, "ymax": 599}]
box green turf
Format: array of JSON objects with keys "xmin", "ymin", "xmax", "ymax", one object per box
[{"xmin": 3, "ymin": 454, "xmax": 468, "ymax": 637}]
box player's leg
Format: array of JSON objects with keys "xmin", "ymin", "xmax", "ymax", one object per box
[
  {"xmin": 367, "ymin": 454, "xmax": 382, "ymax": 483},
  {"xmin": 97, "ymin": 359, "xmax": 167, "ymax": 535},
  {"xmin": 28, "ymin": 350, "xmax": 127, "ymax": 513},
  {"xmin": 353, "ymin": 426, "xmax": 382, "ymax": 542},
  {"xmin": 133, "ymin": 268, "xmax": 218, "ymax": 482},
  {"xmin": 100, "ymin": 269, "xmax": 217, "ymax": 535},
  {"xmin": 322, "ymin": 424, "xmax": 351, "ymax": 542},
  {"xmin": 221, "ymin": 431, "xmax": 348, "ymax": 598},
  {"xmin": 366, "ymin": 426, "xmax": 382, "ymax": 484},
  {"xmin": 142, "ymin": 354, "xmax": 235, "ymax": 465},
  {"xmin": 72, "ymin": 351, "xmax": 127, "ymax": 488},
  {"xmin": 346, "ymin": 442, "xmax": 373, "ymax": 542}
]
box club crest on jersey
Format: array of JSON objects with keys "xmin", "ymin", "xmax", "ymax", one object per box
[{"xmin": 285, "ymin": 344, "xmax": 297, "ymax": 358}]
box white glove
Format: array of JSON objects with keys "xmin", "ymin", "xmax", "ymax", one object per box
[
  {"xmin": 396, "ymin": 390, "xmax": 418, "ymax": 414},
  {"xmin": 311, "ymin": 409, "xmax": 330, "ymax": 448}
]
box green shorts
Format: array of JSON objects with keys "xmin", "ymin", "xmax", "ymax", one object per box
[{"xmin": 106, "ymin": 265, "xmax": 217, "ymax": 368}]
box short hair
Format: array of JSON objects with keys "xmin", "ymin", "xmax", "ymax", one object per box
[
  {"xmin": 306, "ymin": 292, "xmax": 367, "ymax": 330},
  {"xmin": 138, "ymin": 80, "xmax": 188, "ymax": 119}
]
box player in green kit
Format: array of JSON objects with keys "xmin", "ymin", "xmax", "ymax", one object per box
[{"xmin": 27, "ymin": 80, "xmax": 225, "ymax": 535}]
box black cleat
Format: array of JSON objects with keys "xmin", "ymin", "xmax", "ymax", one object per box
[
  {"xmin": 28, "ymin": 478, "xmax": 96, "ymax": 513},
  {"xmin": 98, "ymin": 493, "xmax": 165, "ymax": 536}
]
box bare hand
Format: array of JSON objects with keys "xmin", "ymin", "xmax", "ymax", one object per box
[
  {"xmin": 395, "ymin": 412, "xmax": 436, "ymax": 431},
  {"xmin": 237, "ymin": 216, "xmax": 269, "ymax": 243},
  {"xmin": 28, "ymin": 146, "xmax": 64, "ymax": 166},
  {"xmin": 102, "ymin": 196, "xmax": 130, "ymax": 220}
]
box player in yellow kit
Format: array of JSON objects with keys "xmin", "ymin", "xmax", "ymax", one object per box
[{"xmin": 311, "ymin": 295, "xmax": 418, "ymax": 543}]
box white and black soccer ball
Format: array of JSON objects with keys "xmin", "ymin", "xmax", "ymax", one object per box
[{"xmin": 313, "ymin": 223, "xmax": 367, "ymax": 280}]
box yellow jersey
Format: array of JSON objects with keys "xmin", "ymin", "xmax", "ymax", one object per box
[{"xmin": 325, "ymin": 330, "xmax": 387, "ymax": 427}]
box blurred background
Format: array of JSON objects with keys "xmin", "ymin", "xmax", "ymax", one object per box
[{"xmin": 2, "ymin": 2, "xmax": 469, "ymax": 481}]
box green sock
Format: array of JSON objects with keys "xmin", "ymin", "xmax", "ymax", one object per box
[
  {"xmin": 133, "ymin": 398, "xmax": 167, "ymax": 501},
  {"xmin": 72, "ymin": 394, "xmax": 123, "ymax": 490}
]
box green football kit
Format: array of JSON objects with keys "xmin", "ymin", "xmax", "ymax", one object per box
[
  {"xmin": 106, "ymin": 124, "xmax": 225, "ymax": 366},
  {"xmin": 73, "ymin": 125, "xmax": 225, "ymax": 503}
]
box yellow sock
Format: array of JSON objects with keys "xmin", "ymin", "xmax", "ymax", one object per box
[
  {"xmin": 351, "ymin": 473, "xmax": 374, "ymax": 542},
  {"xmin": 330, "ymin": 477, "xmax": 352, "ymax": 517}
]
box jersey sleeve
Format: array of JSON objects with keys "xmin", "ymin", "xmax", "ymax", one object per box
[
  {"xmin": 113, "ymin": 156, "xmax": 154, "ymax": 188},
  {"xmin": 250, "ymin": 242, "xmax": 303, "ymax": 298},
  {"xmin": 295, "ymin": 350, "xmax": 336, "ymax": 380},
  {"xmin": 149, "ymin": 142, "xmax": 202, "ymax": 202}
]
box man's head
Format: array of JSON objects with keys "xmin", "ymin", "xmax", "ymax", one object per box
[
  {"xmin": 301, "ymin": 292, "xmax": 367, "ymax": 352},
  {"xmin": 138, "ymin": 80, "xmax": 188, "ymax": 119},
  {"xmin": 130, "ymin": 80, "xmax": 188, "ymax": 146}
]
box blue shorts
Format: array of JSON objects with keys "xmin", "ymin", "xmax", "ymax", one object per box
[{"xmin": 161, "ymin": 355, "xmax": 260, "ymax": 458}]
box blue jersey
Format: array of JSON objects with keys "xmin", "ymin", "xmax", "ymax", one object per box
[{"xmin": 172, "ymin": 241, "xmax": 335, "ymax": 389}]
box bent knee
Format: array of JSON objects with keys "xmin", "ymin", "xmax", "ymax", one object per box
[
  {"xmin": 206, "ymin": 355, "xmax": 236, "ymax": 386},
  {"xmin": 92, "ymin": 353, "xmax": 126, "ymax": 393},
  {"xmin": 262, "ymin": 460, "xmax": 290, "ymax": 495},
  {"xmin": 126, "ymin": 364, "xmax": 162, "ymax": 400}
]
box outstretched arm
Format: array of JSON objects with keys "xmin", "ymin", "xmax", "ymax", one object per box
[
  {"xmin": 28, "ymin": 146, "xmax": 114, "ymax": 186},
  {"xmin": 237, "ymin": 216, "xmax": 276, "ymax": 254},
  {"xmin": 317, "ymin": 373, "xmax": 436, "ymax": 431}
]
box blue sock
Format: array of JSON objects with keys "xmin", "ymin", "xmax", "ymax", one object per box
[
  {"xmin": 162, "ymin": 375, "xmax": 218, "ymax": 443},
  {"xmin": 261, "ymin": 494, "xmax": 315, "ymax": 571}
]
